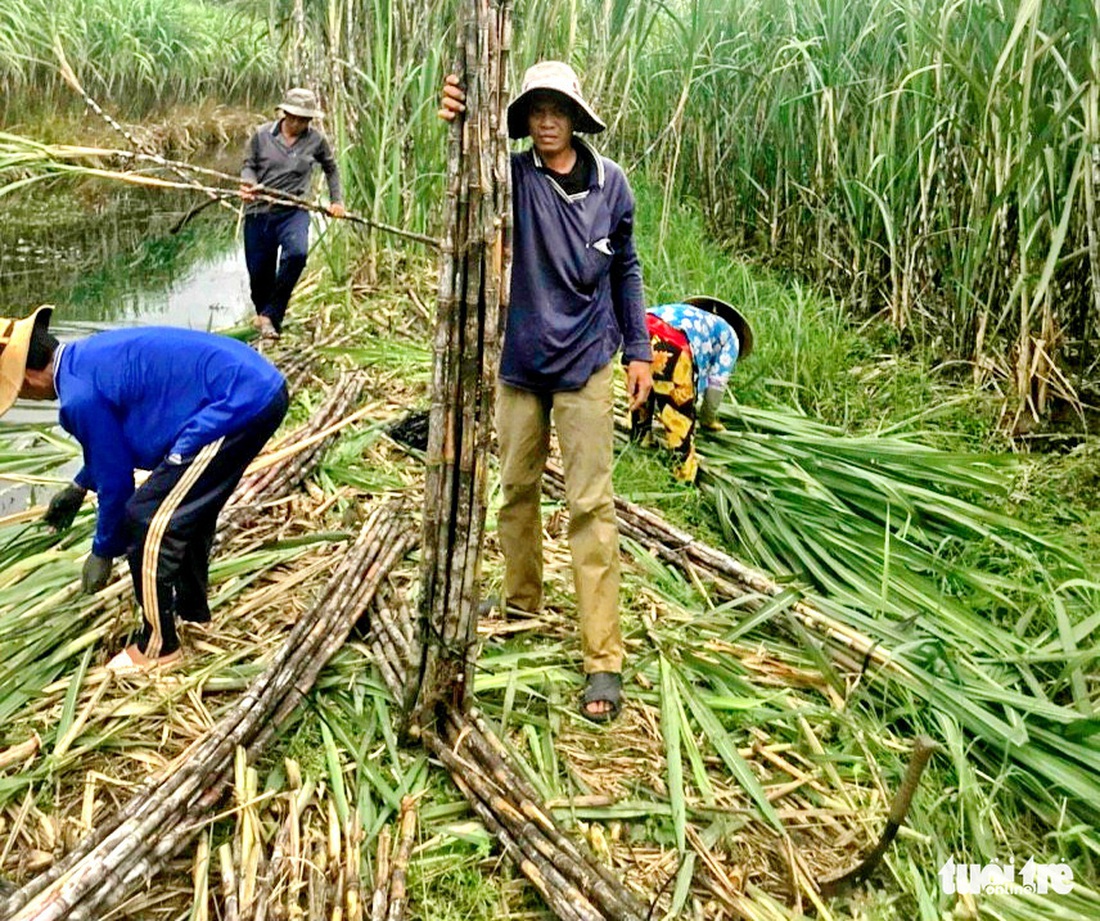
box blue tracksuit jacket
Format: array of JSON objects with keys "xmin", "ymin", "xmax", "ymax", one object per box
[{"xmin": 55, "ymin": 328, "xmax": 286, "ymax": 558}]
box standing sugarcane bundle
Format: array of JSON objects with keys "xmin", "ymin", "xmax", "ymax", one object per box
[
  {"xmin": 422, "ymin": 707, "xmax": 649, "ymax": 921},
  {"xmin": 415, "ymin": 0, "xmax": 511, "ymax": 726},
  {"xmin": 1, "ymin": 500, "xmax": 414, "ymax": 921}
]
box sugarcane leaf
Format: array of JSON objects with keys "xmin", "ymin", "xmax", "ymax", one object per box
[
  {"xmin": 659, "ymin": 654, "xmax": 687, "ymax": 852},
  {"xmin": 677, "ymin": 670, "xmax": 783, "ymax": 831},
  {"xmin": 320, "ymin": 719, "xmax": 350, "ymax": 826}
]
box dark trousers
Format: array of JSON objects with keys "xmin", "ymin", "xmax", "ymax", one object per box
[
  {"xmin": 243, "ymin": 209, "xmax": 311, "ymax": 332},
  {"xmin": 125, "ymin": 386, "xmax": 288, "ymax": 657}
]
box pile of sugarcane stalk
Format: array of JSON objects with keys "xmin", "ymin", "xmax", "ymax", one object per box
[
  {"xmin": 198, "ymin": 763, "xmax": 420, "ymax": 921},
  {"xmin": 368, "ymin": 795, "xmax": 419, "ymax": 921},
  {"xmin": 267, "ymin": 328, "xmax": 356, "ymax": 394},
  {"xmin": 1, "ymin": 500, "xmax": 414, "ymax": 921},
  {"xmin": 195, "ymin": 754, "xmax": 367, "ymax": 921},
  {"xmin": 543, "ymin": 462, "xmax": 890, "ymax": 672},
  {"xmin": 415, "ymin": 0, "xmax": 511, "ymax": 722},
  {"xmin": 422, "ymin": 707, "xmax": 649, "ymax": 921},
  {"xmin": 227, "ymin": 370, "xmax": 369, "ymax": 526},
  {"xmin": 365, "ymin": 581, "xmax": 420, "ymax": 711}
]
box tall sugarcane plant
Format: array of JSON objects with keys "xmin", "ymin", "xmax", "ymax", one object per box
[{"xmin": 414, "ymin": 0, "xmax": 511, "ymax": 724}]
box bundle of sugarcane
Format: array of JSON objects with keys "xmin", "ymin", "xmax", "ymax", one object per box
[
  {"xmin": 1, "ymin": 500, "xmax": 414, "ymax": 921},
  {"xmin": 368, "ymin": 795, "xmax": 418, "ymax": 921},
  {"xmin": 268, "ymin": 332, "xmax": 342, "ymax": 394},
  {"xmin": 422, "ymin": 707, "xmax": 650, "ymax": 921},
  {"xmin": 228, "ymin": 370, "xmax": 370, "ymax": 517},
  {"xmin": 194, "ymin": 755, "xmax": 367, "ymax": 921},
  {"xmin": 364, "ymin": 580, "xmax": 420, "ymax": 711},
  {"xmin": 415, "ymin": 0, "xmax": 511, "ymax": 721}
]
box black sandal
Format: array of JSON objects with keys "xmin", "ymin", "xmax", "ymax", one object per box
[{"xmin": 581, "ymin": 672, "xmax": 622, "ymax": 723}]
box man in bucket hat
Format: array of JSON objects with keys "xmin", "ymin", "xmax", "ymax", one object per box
[
  {"xmin": 0, "ymin": 306, "xmax": 288, "ymax": 674},
  {"xmin": 239, "ymin": 87, "xmax": 345, "ymax": 340},
  {"xmin": 441, "ymin": 62, "xmax": 653, "ymax": 723},
  {"xmin": 630, "ymin": 295, "xmax": 754, "ymax": 482}
]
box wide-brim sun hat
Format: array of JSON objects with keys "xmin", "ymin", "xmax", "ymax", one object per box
[
  {"xmin": 0, "ymin": 304, "xmax": 53, "ymax": 416},
  {"xmin": 277, "ymin": 87, "xmax": 324, "ymax": 119},
  {"xmin": 507, "ymin": 61, "xmax": 606, "ymax": 140},
  {"xmin": 683, "ymin": 295, "xmax": 754, "ymax": 359}
]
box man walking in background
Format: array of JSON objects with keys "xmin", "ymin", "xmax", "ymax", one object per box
[
  {"xmin": 0, "ymin": 306, "xmax": 288, "ymax": 674},
  {"xmin": 441, "ymin": 62, "xmax": 653, "ymax": 722},
  {"xmin": 240, "ymin": 87, "xmax": 346, "ymax": 340}
]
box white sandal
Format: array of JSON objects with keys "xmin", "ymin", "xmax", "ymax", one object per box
[{"xmin": 106, "ymin": 645, "xmax": 183, "ymax": 676}]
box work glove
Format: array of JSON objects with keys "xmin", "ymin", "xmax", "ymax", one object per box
[
  {"xmin": 43, "ymin": 483, "xmax": 87, "ymax": 532},
  {"xmin": 698, "ymin": 386, "xmax": 726, "ymax": 432},
  {"xmin": 81, "ymin": 554, "xmax": 112, "ymax": 594}
]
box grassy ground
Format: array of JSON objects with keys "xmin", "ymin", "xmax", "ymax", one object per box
[
  {"xmin": 2, "ymin": 188, "xmax": 1099, "ymax": 920},
  {"xmin": 330, "ymin": 226, "xmax": 1100, "ymax": 918}
]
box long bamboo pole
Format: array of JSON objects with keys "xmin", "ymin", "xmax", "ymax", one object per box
[
  {"xmin": 0, "ymin": 135, "xmax": 441, "ymax": 249},
  {"xmin": 52, "ymin": 38, "xmax": 238, "ymax": 221}
]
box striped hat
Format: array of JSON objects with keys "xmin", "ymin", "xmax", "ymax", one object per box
[{"xmin": 0, "ymin": 305, "xmax": 53, "ymax": 416}]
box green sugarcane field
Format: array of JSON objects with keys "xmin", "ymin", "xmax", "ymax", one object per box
[{"xmin": 1, "ymin": 1, "xmax": 1099, "ymax": 919}]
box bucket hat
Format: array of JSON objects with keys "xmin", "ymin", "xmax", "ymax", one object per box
[
  {"xmin": 507, "ymin": 61, "xmax": 606, "ymax": 140},
  {"xmin": 0, "ymin": 305, "xmax": 54, "ymax": 416},
  {"xmin": 683, "ymin": 295, "xmax": 754, "ymax": 359},
  {"xmin": 277, "ymin": 87, "xmax": 324, "ymax": 119}
]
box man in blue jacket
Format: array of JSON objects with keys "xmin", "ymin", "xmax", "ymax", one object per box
[
  {"xmin": 442, "ymin": 62, "xmax": 653, "ymax": 722},
  {"xmin": 0, "ymin": 306, "xmax": 288, "ymax": 673}
]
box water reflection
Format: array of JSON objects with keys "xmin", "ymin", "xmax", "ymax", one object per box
[
  {"xmin": 0, "ymin": 147, "xmax": 249, "ymax": 329},
  {"xmin": 0, "ymin": 146, "xmax": 252, "ymax": 505}
]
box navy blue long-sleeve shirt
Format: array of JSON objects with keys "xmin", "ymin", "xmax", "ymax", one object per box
[
  {"xmin": 502, "ymin": 138, "xmax": 651, "ymax": 393},
  {"xmin": 55, "ymin": 329, "xmax": 286, "ymax": 558}
]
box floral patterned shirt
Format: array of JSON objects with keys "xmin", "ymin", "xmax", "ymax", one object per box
[{"xmin": 648, "ymin": 303, "xmax": 740, "ymax": 390}]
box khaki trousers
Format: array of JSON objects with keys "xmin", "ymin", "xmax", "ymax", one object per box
[{"xmin": 496, "ymin": 362, "xmax": 622, "ymax": 674}]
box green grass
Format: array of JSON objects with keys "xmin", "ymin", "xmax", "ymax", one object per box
[
  {"xmin": 632, "ymin": 177, "xmax": 1007, "ymax": 449},
  {"xmin": 0, "ymin": 0, "xmax": 284, "ymax": 121}
]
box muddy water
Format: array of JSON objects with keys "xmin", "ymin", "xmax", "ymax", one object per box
[
  {"xmin": 0, "ymin": 147, "xmax": 250, "ymax": 331},
  {"xmin": 0, "ymin": 146, "xmax": 253, "ymax": 508},
  {"xmin": 0, "ymin": 147, "xmax": 253, "ymax": 419}
]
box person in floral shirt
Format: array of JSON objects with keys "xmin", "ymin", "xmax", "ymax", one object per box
[{"xmin": 631, "ymin": 295, "xmax": 753, "ymax": 481}]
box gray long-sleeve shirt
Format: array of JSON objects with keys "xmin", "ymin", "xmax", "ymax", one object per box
[{"xmin": 241, "ymin": 119, "xmax": 342, "ymax": 214}]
